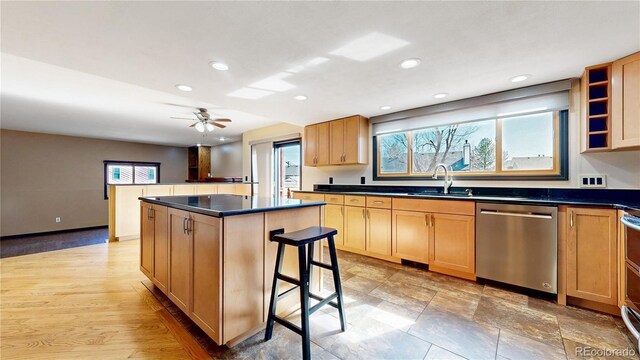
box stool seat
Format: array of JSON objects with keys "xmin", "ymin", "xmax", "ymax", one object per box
[
  {"xmin": 265, "ymin": 226, "xmax": 346, "ymax": 360},
  {"xmin": 272, "ymin": 226, "xmax": 338, "ymax": 246}
]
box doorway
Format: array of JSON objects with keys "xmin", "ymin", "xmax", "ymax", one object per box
[{"xmin": 273, "ymin": 139, "xmax": 301, "ymax": 198}]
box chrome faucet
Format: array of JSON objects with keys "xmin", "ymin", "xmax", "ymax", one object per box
[{"xmin": 432, "ymin": 163, "xmax": 453, "ymax": 194}]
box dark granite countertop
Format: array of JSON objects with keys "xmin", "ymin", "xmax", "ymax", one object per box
[
  {"xmin": 295, "ymin": 185, "xmax": 640, "ymax": 212},
  {"xmin": 140, "ymin": 194, "xmax": 325, "ymax": 218}
]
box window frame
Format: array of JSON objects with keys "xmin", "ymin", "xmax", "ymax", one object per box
[
  {"xmin": 373, "ymin": 110, "xmax": 568, "ymax": 181},
  {"xmin": 103, "ymin": 160, "xmax": 161, "ymax": 199},
  {"xmin": 273, "ymin": 138, "xmax": 302, "ymax": 195}
]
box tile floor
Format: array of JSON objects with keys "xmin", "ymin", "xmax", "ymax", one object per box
[{"xmin": 144, "ymin": 247, "xmax": 638, "ymax": 360}]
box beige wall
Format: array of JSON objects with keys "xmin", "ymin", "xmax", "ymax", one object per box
[
  {"xmin": 241, "ymin": 123, "xmax": 303, "ymax": 180},
  {"xmin": 0, "ymin": 130, "xmax": 187, "ymax": 236},
  {"xmin": 211, "ymin": 141, "xmax": 242, "ymax": 177}
]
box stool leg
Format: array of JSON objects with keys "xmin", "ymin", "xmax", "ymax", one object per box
[
  {"xmin": 307, "ymin": 242, "xmax": 315, "ymax": 291},
  {"xmin": 265, "ymin": 242, "xmax": 285, "ymax": 341},
  {"xmin": 298, "ymin": 245, "xmax": 311, "ymax": 360},
  {"xmin": 328, "ymin": 235, "xmax": 347, "ymax": 331}
]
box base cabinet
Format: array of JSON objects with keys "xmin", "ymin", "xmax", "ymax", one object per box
[
  {"xmin": 366, "ymin": 208, "xmax": 392, "ymax": 256},
  {"xmin": 324, "ymin": 204, "xmax": 344, "ymax": 246},
  {"xmin": 429, "ymin": 213, "xmax": 475, "ymax": 279},
  {"xmin": 344, "ymin": 206, "xmax": 366, "ymax": 251},
  {"xmin": 140, "ymin": 203, "xmax": 169, "ymax": 292},
  {"xmin": 567, "ymin": 207, "xmax": 617, "ymax": 305},
  {"xmin": 392, "ymin": 210, "xmax": 429, "ymax": 264},
  {"xmin": 168, "ymin": 208, "xmax": 192, "ymax": 313}
]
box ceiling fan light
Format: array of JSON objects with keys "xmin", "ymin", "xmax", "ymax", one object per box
[
  {"xmin": 195, "ymin": 122, "xmax": 205, "ymax": 132},
  {"xmin": 205, "ymin": 123, "xmax": 215, "ymax": 132}
]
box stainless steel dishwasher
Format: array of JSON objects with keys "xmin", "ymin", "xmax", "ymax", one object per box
[{"xmin": 476, "ymin": 202, "xmax": 558, "ymax": 294}]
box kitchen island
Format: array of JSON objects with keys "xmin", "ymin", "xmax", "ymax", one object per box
[{"xmin": 138, "ymin": 194, "xmax": 324, "ymax": 346}]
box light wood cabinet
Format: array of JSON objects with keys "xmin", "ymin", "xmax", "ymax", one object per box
[
  {"xmin": 567, "ymin": 207, "xmax": 617, "ymax": 305},
  {"xmin": 303, "ymin": 115, "xmax": 368, "ymax": 167},
  {"xmin": 168, "ymin": 207, "xmax": 192, "ymax": 313},
  {"xmin": 344, "ymin": 206, "xmax": 366, "ymax": 251},
  {"xmin": 392, "ymin": 210, "xmax": 429, "ymax": 264},
  {"xmin": 366, "ymin": 208, "xmax": 392, "ymax": 256},
  {"xmin": 324, "ymin": 204, "xmax": 344, "ymax": 246},
  {"xmin": 190, "ymin": 212, "xmax": 222, "ymax": 343},
  {"xmin": 140, "ymin": 203, "xmax": 169, "ymax": 293},
  {"xmin": 173, "ymin": 184, "xmax": 195, "ymax": 196},
  {"xmin": 612, "ymin": 52, "xmax": 640, "ymax": 150},
  {"xmin": 304, "ymin": 122, "xmax": 330, "ymax": 166},
  {"xmin": 196, "ymin": 184, "xmax": 218, "ymax": 195},
  {"xmin": 292, "ymin": 192, "xmax": 325, "ymax": 201},
  {"xmin": 188, "ymin": 145, "xmax": 211, "ymax": 181},
  {"xmin": 429, "ymin": 213, "xmax": 475, "ymax": 280}
]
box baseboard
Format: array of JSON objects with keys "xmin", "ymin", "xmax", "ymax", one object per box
[{"xmin": 1, "ymin": 225, "xmax": 108, "ymax": 240}]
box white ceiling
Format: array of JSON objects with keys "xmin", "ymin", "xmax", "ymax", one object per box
[{"xmin": 1, "ymin": 1, "xmax": 638, "ymax": 147}]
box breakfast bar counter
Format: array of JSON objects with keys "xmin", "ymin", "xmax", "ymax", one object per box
[{"xmin": 138, "ymin": 195, "xmax": 325, "ymax": 346}]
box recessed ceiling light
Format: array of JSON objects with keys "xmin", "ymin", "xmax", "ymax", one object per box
[
  {"xmin": 196, "ymin": 143, "xmax": 201, "ymax": 147},
  {"xmin": 294, "ymin": 95, "xmax": 308, "ymax": 101},
  {"xmin": 210, "ymin": 62, "xmax": 229, "ymax": 71},
  {"xmin": 380, "ymin": 105, "xmax": 391, "ymax": 110},
  {"xmin": 219, "ymin": 137, "xmax": 225, "ymax": 141},
  {"xmin": 433, "ymin": 93, "xmax": 448, "ymax": 99},
  {"xmin": 399, "ymin": 58, "xmax": 421, "ymax": 69},
  {"xmin": 511, "ymin": 75, "xmax": 530, "ymax": 83},
  {"xmin": 175, "ymin": 84, "xmax": 192, "ymax": 92}
]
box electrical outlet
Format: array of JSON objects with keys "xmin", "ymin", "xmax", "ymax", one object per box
[
  {"xmin": 55, "ymin": 217, "xmax": 61, "ymax": 223},
  {"xmin": 579, "ymin": 174, "xmax": 607, "ymax": 188}
]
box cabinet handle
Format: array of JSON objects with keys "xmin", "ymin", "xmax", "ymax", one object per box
[
  {"xmin": 350, "ymin": 199, "xmax": 359, "ymax": 203},
  {"xmin": 366, "ymin": 210, "xmax": 370, "ymax": 219},
  {"xmin": 431, "ymin": 214, "xmax": 435, "ymax": 227},
  {"xmin": 183, "ymin": 217, "xmax": 188, "ymax": 234},
  {"xmin": 340, "ymin": 207, "xmax": 344, "ymax": 216},
  {"xmin": 373, "ymin": 201, "xmax": 384, "ymax": 204},
  {"xmin": 570, "ymin": 211, "xmax": 574, "ymax": 227},
  {"xmin": 187, "ymin": 219, "xmax": 192, "ymax": 234},
  {"xmin": 362, "ymin": 208, "xmax": 365, "ymax": 218},
  {"xmin": 425, "ymin": 214, "xmax": 429, "ymax": 227}
]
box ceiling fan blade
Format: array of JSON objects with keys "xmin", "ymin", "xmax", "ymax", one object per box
[
  {"xmin": 213, "ymin": 118, "xmax": 232, "ymax": 122},
  {"xmin": 211, "ymin": 122, "xmax": 227, "ymax": 129},
  {"xmin": 189, "ymin": 122, "xmax": 199, "ymax": 127},
  {"xmin": 171, "ymin": 116, "xmax": 196, "ymax": 120}
]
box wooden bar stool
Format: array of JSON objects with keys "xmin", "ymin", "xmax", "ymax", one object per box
[{"xmin": 264, "ymin": 226, "xmax": 347, "ymax": 360}]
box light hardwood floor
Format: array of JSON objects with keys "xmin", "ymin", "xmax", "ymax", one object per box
[{"xmin": 0, "ymin": 240, "xmax": 204, "ymax": 359}]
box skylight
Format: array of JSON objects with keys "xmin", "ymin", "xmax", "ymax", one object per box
[{"xmin": 329, "ymin": 32, "xmax": 410, "ymax": 61}]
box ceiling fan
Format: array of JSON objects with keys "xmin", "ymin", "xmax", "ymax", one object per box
[{"xmin": 170, "ymin": 108, "xmax": 232, "ymax": 133}]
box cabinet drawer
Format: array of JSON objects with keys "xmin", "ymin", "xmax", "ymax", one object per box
[
  {"xmin": 392, "ymin": 198, "xmax": 474, "ymax": 215},
  {"xmin": 367, "ymin": 196, "xmax": 392, "ymax": 209},
  {"xmin": 294, "ymin": 192, "xmax": 325, "ymax": 201},
  {"xmin": 345, "ymin": 195, "xmax": 366, "ymax": 207},
  {"xmin": 325, "ymin": 194, "xmax": 344, "ymax": 205}
]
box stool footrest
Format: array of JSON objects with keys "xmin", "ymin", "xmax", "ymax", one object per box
[
  {"xmin": 277, "ymin": 285, "xmax": 300, "ymax": 301},
  {"xmin": 272, "ymin": 315, "xmax": 302, "ymax": 335},
  {"xmin": 309, "ymin": 260, "xmax": 333, "ymax": 270},
  {"xmin": 276, "ymin": 273, "xmax": 301, "ymax": 286},
  {"xmin": 309, "ymin": 292, "xmax": 339, "ymax": 315}
]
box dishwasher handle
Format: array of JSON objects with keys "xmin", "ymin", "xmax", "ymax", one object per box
[{"xmin": 480, "ymin": 209, "xmax": 554, "ymax": 219}]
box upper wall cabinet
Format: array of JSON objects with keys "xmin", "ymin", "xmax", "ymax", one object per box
[
  {"xmin": 581, "ymin": 52, "xmax": 640, "ymax": 152},
  {"xmin": 612, "ymin": 52, "xmax": 640, "ymax": 150},
  {"xmin": 304, "ymin": 122, "xmax": 330, "ymax": 166},
  {"xmin": 304, "ymin": 115, "xmax": 368, "ymax": 167},
  {"xmin": 188, "ymin": 146, "xmax": 211, "ymax": 181}
]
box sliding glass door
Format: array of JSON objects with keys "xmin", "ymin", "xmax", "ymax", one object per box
[{"xmin": 273, "ymin": 139, "xmax": 301, "ymax": 198}]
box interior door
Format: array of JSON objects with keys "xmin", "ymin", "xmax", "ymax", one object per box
[
  {"xmin": 366, "ymin": 208, "xmax": 392, "ymax": 256},
  {"xmin": 392, "ymin": 210, "xmax": 429, "ymax": 263},
  {"xmin": 330, "ymin": 119, "xmax": 345, "ymax": 164},
  {"xmin": 168, "ymin": 208, "xmax": 192, "ymax": 313},
  {"xmin": 344, "ymin": 206, "xmax": 366, "ymax": 251}
]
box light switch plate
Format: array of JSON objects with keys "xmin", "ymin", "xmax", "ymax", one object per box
[{"xmin": 579, "ymin": 174, "xmax": 607, "ymax": 188}]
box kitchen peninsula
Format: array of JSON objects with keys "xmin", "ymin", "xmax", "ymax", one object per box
[{"xmin": 138, "ymin": 194, "xmax": 324, "ymax": 346}]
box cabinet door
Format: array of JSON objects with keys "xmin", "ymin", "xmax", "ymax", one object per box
[
  {"xmin": 429, "ymin": 213, "xmax": 475, "ymax": 278},
  {"xmin": 145, "ymin": 185, "xmax": 173, "ymax": 196},
  {"xmin": 234, "ymin": 184, "xmax": 252, "ymax": 196},
  {"xmin": 217, "ymin": 184, "xmax": 235, "ymax": 195},
  {"xmin": 330, "ymin": 119, "xmax": 345, "ymax": 165},
  {"xmin": 612, "ymin": 52, "xmax": 640, "ymax": 149},
  {"xmin": 392, "ymin": 210, "xmax": 429, "ymax": 263},
  {"xmin": 152, "ymin": 205, "xmax": 169, "ymax": 293},
  {"xmin": 173, "ymin": 184, "xmax": 195, "ymax": 196},
  {"xmin": 316, "ymin": 122, "xmax": 331, "ymax": 166},
  {"xmin": 344, "ymin": 206, "xmax": 366, "ymax": 251},
  {"xmin": 140, "ymin": 203, "xmax": 154, "ymax": 278},
  {"xmin": 195, "ymin": 184, "xmax": 218, "ymax": 195},
  {"xmin": 168, "ymin": 208, "xmax": 191, "ymax": 313},
  {"xmin": 324, "ymin": 204, "xmax": 344, "ymax": 246},
  {"xmin": 115, "ymin": 186, "xmax": 145, "ymax": 238},
  {"xmin": 366, "ymin": 208, "xmax": 392, "ymax": 256},
  {"xmin": 190, "ymin": 212, "xmax": 222, "ymax": 343},
  {"xmin": 567, "ymin": 207, "xmax": 617, "ymax": 305},
  {"xmin": 304, "ymin": 125, "xmax": 318, "ymax": 166},
  {"xmin": 343, "ymin": 116, "xmax": 361, "ymax": 164}
]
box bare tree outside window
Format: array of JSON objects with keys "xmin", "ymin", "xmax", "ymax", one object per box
[{"xmin": 379, "ymin": 133, "xmax": 409, "ymax": 173}]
